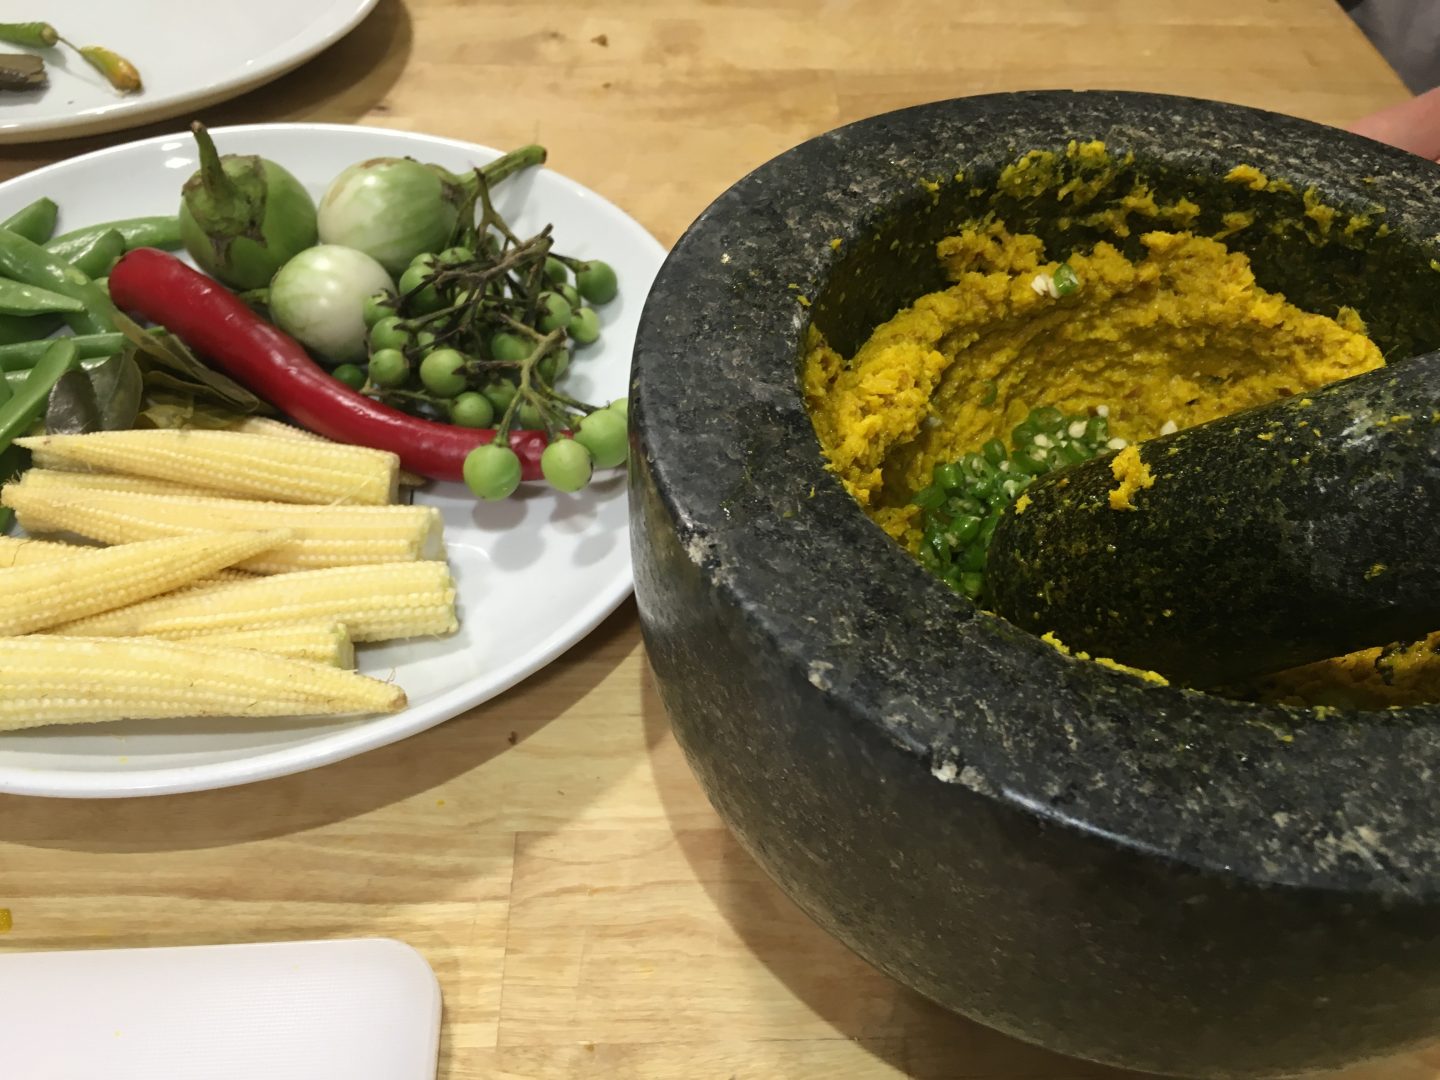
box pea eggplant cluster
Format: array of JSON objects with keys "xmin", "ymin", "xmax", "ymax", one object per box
[
  {"xmin": 348, "ymin": 226, "xmax": 623, "ymax": 500},
  {"xmin": 912, "ymin": 405, "xmax": 1121, "ymax": 600},
  {"xmin": 174, "ymin": 123, "xmax": 626, "ymax": 500}
]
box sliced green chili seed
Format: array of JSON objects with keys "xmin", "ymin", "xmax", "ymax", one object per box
[
  {"xmin": 925, "ymin": 534, "xmax": 953, "ymax": 569},
  {"xmin": 911, "ymin": 484, "xmax": 946, "ymax": 509},
  {"xmin": 1010, "ymin": 448, "xmax": 1048, "ymax": 475},
  {"xmin": 972, "ymin": 474, "xmax": 999, "ymax": 500},
  {"xmin": 933, "ymin": 462, "xmax": 965, "ymax": 491},
  {"xmin": 961, "ymin": 543, "xmax": 988, "ymax": 571},
  {"xmin": 910, "ymin": 400, "xmax": 1121, "ymax": 600},
  {"xmin": 1053, "ymin": 262, "xmax": 1080, "ymax": 296},
  {"xmin": 950, "ymin": 514, "xmax": 982, "ymax": 544},
  {"xmin": 1030, "ymin": 406, "xmax": 1064, "ymax": 431}
]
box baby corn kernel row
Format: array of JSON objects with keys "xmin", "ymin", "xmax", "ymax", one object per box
[
  {"xmin": 3, "ymin": 473, "xmax": 445, "ymax": 574},
  {"xmin": 15, "ymin": 428, "xmax": 401, "ymax": 505},
  {"xmin": 0, "ymin": 421, "xmax": 460, "ymax": 731}
]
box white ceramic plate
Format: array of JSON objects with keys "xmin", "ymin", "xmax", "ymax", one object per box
[
  {"xmin": 0, "ymin": 123, "xmax": 665, "ymax": 797},
  {"xmin": 0, "ymin": 0, "xmax": 379, "ymax": 144}
]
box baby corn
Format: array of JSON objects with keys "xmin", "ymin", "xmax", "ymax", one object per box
[
  {"xmin": 3, "ymin": 469, "xmax": 217, "ymax": 499},
  {"xmin": 225, "ymin": 416, "xmax": 329, "ymax": 442},
  {"xmin": 0, "ymin": 532, "xmax": 254, "ymax": 584},
  {"xmin": 0, "ymin": 636, "xmax": 405, "ymax": 731},
  {"xmin": 4, "ymin": 474, "xmax": 444, "ymax": 574},
  {"xmin": 174, "ymin": 621, "xmax": 357, "ymax": 668},
  {"xmin": 52, "ymin": 561, "xmax": 458, "ymax": 643},
  {"xmin": 15, "ymin": 428, "xmax": 401, "ymax": 506},
  {"xmin": 0, "ymin": 533, "xmax": 81, "ymax": 567},
  {"xmin": 0, "ymin": 530, "xmax": 284, "ymax": 636}
]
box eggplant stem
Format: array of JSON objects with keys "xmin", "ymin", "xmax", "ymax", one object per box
[
  {"xmin": 479, "ymin": 144, "xmax": 547, "ymax": 187},
  {"xmin": 190, "ymin": 122, "xmax": 240, "ymax": 203}
]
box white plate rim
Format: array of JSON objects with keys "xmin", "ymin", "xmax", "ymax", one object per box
[
  {"xmin": 0, "ymin": 121, "xmax": 665, "ymax": 798},
  {"xmin": 0, "ymin": 0, "xmax": 381, "ymax": 144}
]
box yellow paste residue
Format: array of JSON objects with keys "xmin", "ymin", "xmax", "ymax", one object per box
[
  {"xmin": 1302, "ymin": 187, "xmax": 1337, "ymax": 237},
  {"xmin": 1107, "ymin": 445, "xmax": 1154, "ymax": 510},
  {"xmin": 1246, "ymin": 636, "xmax": 1440, "ymax": 710},
  {"xmin": 1225, "ymin": 164, "xmax": 1296, "ymax": 194},
  {"xmin": 1014, "ymin": 492, "xmax": 1033, "ymax": 515},
  {"xmin": 1215, "ymin": 210, "xmax": 1255, "ymax": 239},
  {"xmin": 1039, "ymin": 631, "xmax": 1171, "ymax": 687},
  {"xmin": 803, "ymin": 222, "xmax": 1381, "ymax": 552},
  {"xmin": 799, "ymin": 142, "xmax": 1429, "ymax": 706}
]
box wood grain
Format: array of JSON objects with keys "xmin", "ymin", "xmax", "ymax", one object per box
[{"xmin": 0, "ymin": 2, "xmax": 1431, "ymax": 1076}]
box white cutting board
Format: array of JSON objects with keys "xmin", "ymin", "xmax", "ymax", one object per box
[{"xmin": 0, "ymin": 937, "xmax": 442, "ymax": 1078}]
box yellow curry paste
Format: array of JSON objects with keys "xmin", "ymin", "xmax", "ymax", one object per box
[{"xmin": 802, "ymin": 198, "xmax": 1440, "ymax": 707}]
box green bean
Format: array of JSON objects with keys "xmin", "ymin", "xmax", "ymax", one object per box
[
  {"xmin": 0, "ymin": 339, "xmax": 77, "ymax": 451},
  {"xmin": 46, "ymin": 215, "xmax": 182, "ymax": 262},
  {"xmin": 0, "ymin": 332, "xmax": 126, "ymax": 371},
  {"xmin": 0, "ymin": 336, "xmax": 67, "ymax": 515},
  {"xmin": 0, "ymin": 278, "xmax": 84, "ymax": 316},
  {"xmin": 1, "ymin": 198, "xmax": 58, "ymax": 244},
  {"xmin": 67, "ymin": 228, "xmax": 126, "ymax": 280},
  {"xmin": 0, "ymin": 312, "xmax": 61, "ymax": 346},
  {"xmin": 0, "ymin": 227, "xmax": 116, "ymax": 334},
  {"xmin": 2, "ymin": 357, "xmax": 108, "ymax": 395}
]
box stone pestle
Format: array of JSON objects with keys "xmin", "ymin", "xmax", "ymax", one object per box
[{"xmin": 986, "ymin": 352, "xmax": 1440, "ymax": 687}]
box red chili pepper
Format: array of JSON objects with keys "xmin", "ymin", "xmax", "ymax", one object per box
[{"xmin": 108, "ymin": 247, "xmax": 552, "ymax": 482}]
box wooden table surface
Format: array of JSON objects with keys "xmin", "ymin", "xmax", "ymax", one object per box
[{"xmin": 0, "ymin": 2, "xmax": 1429, "ymax": 1077}]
